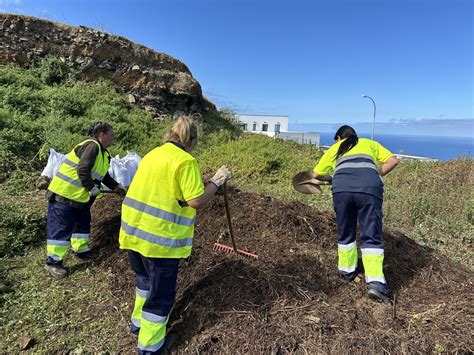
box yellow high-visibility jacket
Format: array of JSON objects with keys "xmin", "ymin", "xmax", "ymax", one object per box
[
  {"xmin": 119, "ymin": 142, "xmax": 204, "ymax": 258},
  {"xmin": 48, "ymin": 139, "xmax": 110, "ymax": 203}
]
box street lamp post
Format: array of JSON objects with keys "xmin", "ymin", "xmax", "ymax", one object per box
[{"xmin": 361, "ymin": 95, "xmax": 376, "ymax": 140}]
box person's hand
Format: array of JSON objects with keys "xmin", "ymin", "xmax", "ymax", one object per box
[
  {"xmin": 36, "ymin": 175, "xmax": 51, "ymax": 190},
  {"xmin": 115, "ymin": 184, "xmax": 128, "ymax": 194},
  {"xmin": 89, "ymin": 186, "xmax": 101, "ymax": 197},
  {"xmin": 313, "ymin": 179, "xmax": 331, "ymax": 185},
  {"xmin": 209, "ymin": 165, "xmax": 232, "ymax": 188}
]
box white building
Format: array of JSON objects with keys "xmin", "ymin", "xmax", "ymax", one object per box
[
  {"xmin": 236, "ymin": 114, "xmax": 288, "ymax": 137},
  {"xmin": 236, "ymin": 113, "xmax": 320, "ymax": 147}
]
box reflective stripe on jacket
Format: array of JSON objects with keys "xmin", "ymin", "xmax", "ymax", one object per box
[
  {"xmin": 314, "ymin": 138, "xmax": 394, "ymax": 199},
  {"xmin": 332, "ymin": 151, "xmax": 384, "ymax": 197},
  {"xmin": 48, "ymin": 139, "xmax": 110, "ymax": 203},
  {"xmin": 119, "ymin": 143, "xmax": 204, "ymax": 258}
]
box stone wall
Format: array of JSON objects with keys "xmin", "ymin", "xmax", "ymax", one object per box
[{"xmin": 0, "ymin": 13, "xmax": 215, "ymax": 118}]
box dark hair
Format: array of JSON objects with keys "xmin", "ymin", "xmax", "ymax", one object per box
[
  {"xmin": 88, "ymin": 121, "xmax": 113, "ymax": 138},
  {"xmin": 334, "ymin": 125, "xmax": 358, "ymax": 159}
]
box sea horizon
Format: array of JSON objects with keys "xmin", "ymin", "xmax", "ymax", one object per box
[{"xmin": 316, "ymin": 132, "xmax": 473, "ymax": 161}]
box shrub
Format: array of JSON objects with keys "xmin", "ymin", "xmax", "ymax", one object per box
[
  {"xmin": 202, "ymin": 108, "xmax": 242, "ymax": 139},
  {"xmin": 0, "ymin": 59, "xmax": 163, "ymax": 174}
]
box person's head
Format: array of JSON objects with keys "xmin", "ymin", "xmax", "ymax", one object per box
[
  {"xmin": 334, "ymin": 125, "xmax": 358, "ymax": 159},
  {"xmin": 165, "ymin": 116, "xmax": 198, "ymax": 152},
  {"xmin": 88, "ymin": 121, "xmax": 114, "ymax": 149}
]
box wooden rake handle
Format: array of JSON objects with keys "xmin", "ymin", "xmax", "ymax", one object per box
[{"xmin": 223, "ymin": 182, "xmax": 238, "ymax": 252}]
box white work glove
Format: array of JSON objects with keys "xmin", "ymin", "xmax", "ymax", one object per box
[
  {"xmin": 209, "ymin": 165, "xmax": 232, "ymax": 188},
  {"xmin": 114, "ymin": 184, "xmax": 128, "ymax": 194},
  {"xmin": 89, "ymin": 185, "xmax": 101, "ymax": 197}
]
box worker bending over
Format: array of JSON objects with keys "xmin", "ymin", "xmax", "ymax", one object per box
[{"xmin": 313, "ymin": 125, "xmax": 398, "ymax": 303}]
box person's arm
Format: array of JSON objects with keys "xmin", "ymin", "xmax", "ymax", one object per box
[
  {"xmin": 185, "ymin": 165, "xmax": 232, "ymax": 209},
  {"xmin": 102, "ymin": 172, "xmax": 119, "ymax": 190},
  {"xmin": 376, "ymin": 142, "xmax": 399, "ymax": 177},
  {"xmin": 76, "ymin": 142, "xmax": 99, "ymax": 191},
  {"xmin": 312, "ymin": 172, "xmax": 333, "ymax": 182},
  {"xmin": 186, "ymin": 183, "xmax": 219, "ymax": 209},
  {"xmin": 379, "ymin": 156, "xmax": 399, "ymax": 177},
  {"xmin": 312, "ymin": 145, "xmax": 336, "ymax": 182}
]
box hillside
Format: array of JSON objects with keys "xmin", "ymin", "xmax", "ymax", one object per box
[
  {"xmin": 0, "ymin": 15, "xmax": 473, "ymax": 354},
  {"xmin": 0, "ymin": 13, "xmax": 214, "ymax": 118}
]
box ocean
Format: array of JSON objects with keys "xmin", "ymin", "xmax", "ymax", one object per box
[{"xmin": 318, "ymin": 132, "xmax": 473, "ymax": 161}]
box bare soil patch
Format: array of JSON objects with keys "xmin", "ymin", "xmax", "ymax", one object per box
[{"xmin": 90, "ymin": 187, "xmax": 473, "ymax": 353}]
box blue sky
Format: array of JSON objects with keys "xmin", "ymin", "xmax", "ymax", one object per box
[{"xmin": 1, "ymin": 0, "xmax": 473, "ymax": 137}]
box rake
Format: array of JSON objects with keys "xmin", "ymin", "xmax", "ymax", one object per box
[{"xmin": 213, "ymin": 183, "xmax": 259, "ymax": 260}]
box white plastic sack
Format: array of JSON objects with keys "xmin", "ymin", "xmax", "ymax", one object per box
[
  {"xmin": 41, "ymin": 148, "xmax": 141, "ymax": 188},
  {"xmin": 108, "ymin": 152, "xmax": 141, "ymax": 187},
  {"xmin": 122, "ymin": 152, "xmax": 141, "ymax": 180},
  {"xmin": 41, "ymin": 148, "xmax": 66, "ymax": 179}
]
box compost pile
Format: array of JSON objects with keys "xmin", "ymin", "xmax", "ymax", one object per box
[{"xmin": 90, "ymin": 188, "xmax": 473, "ymax": 353}]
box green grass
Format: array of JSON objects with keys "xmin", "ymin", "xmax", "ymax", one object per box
[
  {"xmin": 196, "ymin": 134, "xmax": 473, "ymax": 265},
  {"xmin": 382, "ymin": 158, "xmax": 473, "ymax": 264},
  {"xmin": 0, "ymin": 57, "xmax": 173, "ymax": 179},
  {"xmin": 0, "ymin": 58, "xmax": 240, "ymax": 257},
  {"xmin": 0, "ymin": 56, "xmax": 473, "ymax": 352},
  {"xmin": 0, "ymin": 247, "xmax": 132, "ymax": 353}
]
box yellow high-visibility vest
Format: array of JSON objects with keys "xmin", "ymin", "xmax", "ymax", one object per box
[
  {"xmin": 48, "ymin": 139, "xmax": 110, "ymax": 203},
  {"xmin": 119, "ymin": 143, "xmax": 204, "ymax": 258}
]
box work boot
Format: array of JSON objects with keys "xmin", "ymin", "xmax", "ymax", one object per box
[
  {"xmin": 130, "ymin": 323, "xmax": 140, "ymax": 336},
  {"xmin": 44, "ymin": 263, "xmax": 67, "ymax": 279},
  {"xmin": 160, "ymin": 333, "xmax": 178, "ymax": 354},
  {"xmin": 340, "ymin": 262, "xmax": 364, "ymax": 283},
  {"xmin": 73, "ymin": 249, "xmax": 99, "ymax": 260},
  {"xmin": 368, "ymin": 288, "xmax": 391, "ymax": 304},
  {"xmin": 139, "ymin": 333, "xmax": 178, "ymax": 355}
]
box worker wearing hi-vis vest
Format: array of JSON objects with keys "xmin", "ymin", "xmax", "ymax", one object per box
[
  {"xmin": 45, "ymin": 122, "xmax": 127, "ymax": 279},
  {"xmin": 119, "ymin": 116, "xmax": 232, "ymax": 355},
  {"xmin": 313, "ymin": 125, "xmax": 399, "ymax": 304}
]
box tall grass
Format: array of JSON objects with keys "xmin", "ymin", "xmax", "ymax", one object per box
[{"xmin": 383, "ymin": 159, "xmax": 473, "ymax": 264}]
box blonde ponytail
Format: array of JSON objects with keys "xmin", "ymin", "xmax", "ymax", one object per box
[{"xmin": 165, "ymin": 116, "xmax": 198, "ymax": 151}]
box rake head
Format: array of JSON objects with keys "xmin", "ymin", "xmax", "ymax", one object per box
[{"xmin": 213, "ymin": 242, "xmax": 259, "ymax": 260}]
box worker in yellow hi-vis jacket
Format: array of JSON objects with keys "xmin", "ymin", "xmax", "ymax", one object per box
[
  {"xmin": 45, "ymin": 122, "xmax": 126, "ymax": 279},
  {"xmin": 313, "ymin": 125, "xmax": 399, "ymax": 304},
  {"xmin": 119, "ymin": 116, "xmax": 232, "ymax": 354}
]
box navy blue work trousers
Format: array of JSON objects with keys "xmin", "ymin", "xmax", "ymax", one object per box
[
  {"xmin": 128, "ymin": 250, "xmax": 180, "ymax": 347},
  {"xmin": 333, "ymin": 192, "xmax": 388, "ymax": 295},
  {"xmin": 333, "ymin": 192, "xmax": 383, "ymax": 247},
  {"xmin": 46, "ymin": 199, "xmax": 93, "ymax": 265}
]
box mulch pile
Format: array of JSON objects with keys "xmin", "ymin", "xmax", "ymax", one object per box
[{"xmin": 90, "ymin": 188, "xmax": 473, "ymax": 353}]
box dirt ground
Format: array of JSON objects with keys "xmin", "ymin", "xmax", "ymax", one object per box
[{"xmin": 90, "ymin": 188, "xmax": 473, "ymax": 353}]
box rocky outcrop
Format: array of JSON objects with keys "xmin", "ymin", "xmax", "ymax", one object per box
[{"xmin": 0, "ymin": 13, "xmax": 214, "ymax": 118}]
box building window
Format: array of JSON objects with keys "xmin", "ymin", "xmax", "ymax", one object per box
[
  {"xmin": 252, "ymin": 122, "xmax": 257, "ymax": 131},
  {"xmin": 262, "ymin": 123, "xmax": 268, "ymax": 132},
  {"xmin": 241, "ymin": 123, "xmax": 247, "ymax": 131},
  {"xmin": 274, "ymin": 123, "xmax": 280, "ymax": 133}
]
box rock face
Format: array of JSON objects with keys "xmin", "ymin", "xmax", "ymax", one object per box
[{"xmin": 0, "ymin": 13, "xmax": 214, "ymax": 118}]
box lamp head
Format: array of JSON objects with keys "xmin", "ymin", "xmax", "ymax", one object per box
[{"xmin": 362, "ymin": 95, "xmax": 368, "ymax": 98}]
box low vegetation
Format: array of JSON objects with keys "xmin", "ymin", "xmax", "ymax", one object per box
[
  {"xmin": 0, "ymin": 57, "xmax": 472, "ymax": 261},
  {"xmin": 0, "ymin": 58, "xmax": 472, "ymax": 352}
]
